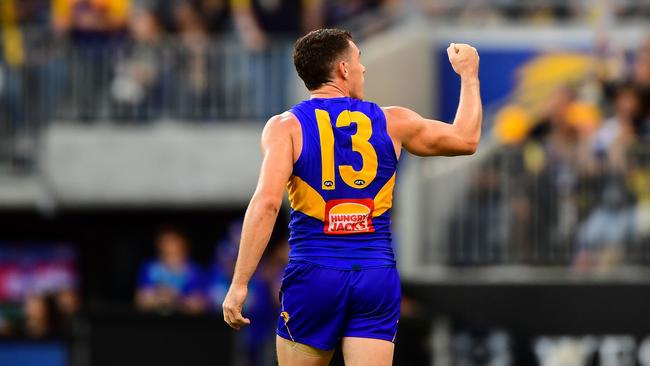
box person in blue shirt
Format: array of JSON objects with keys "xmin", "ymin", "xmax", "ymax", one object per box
[
  {"xmin": 209, "ymin": 220, "xmax": 280, "ymax": 366},
  {"xmin": 135, "ymin": 226, "xmax": 206, "ymax": 315}
]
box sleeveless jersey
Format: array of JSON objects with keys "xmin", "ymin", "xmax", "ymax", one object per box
[{"xmin": 286, "ymin": 97, "xmax": 398, "ymax": 268}]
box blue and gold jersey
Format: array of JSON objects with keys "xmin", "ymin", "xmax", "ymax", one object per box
[{"xmin": 287, "ymin": 97, "xmax": 398, "ymax": 268}]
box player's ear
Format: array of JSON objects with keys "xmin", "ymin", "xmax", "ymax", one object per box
[{"xmin": 338, "ymin": 61, "xmax": 348, "ymax": 80}]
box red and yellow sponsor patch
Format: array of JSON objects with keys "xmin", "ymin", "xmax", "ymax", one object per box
[{"xmin": 324, "ymin": 199, "xmax": 375, "ymax": 235}]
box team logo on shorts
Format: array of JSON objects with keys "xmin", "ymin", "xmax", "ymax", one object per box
[
  {"xmin": 324, "ymin": 198, "xmax": 375, "ymax": 235},
  {"xmin": 280, "ymin": 311, "xmax": 290, "ymax": 323}
]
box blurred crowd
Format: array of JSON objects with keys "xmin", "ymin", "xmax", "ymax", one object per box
[
  {"xmin": 420, "ymin": 0, "xmax": 650, "ymax": 25},
  {"xmin": 0, "ymin": 220, "xmax": 288, "ymax": 366},
  {"xmin": 450, "ymin": 35, "xmax": 650, "ymax": 272},
  {"xmin": 134, "ymin": 222, "xmax": 288, "ymax": 366},
  {"xmin": 3, "ymin": 1, "xmax": 647, "ymax": 132},
  {"xmin": 0, "ymin": 0, "xmax": 397, "ymax": 174},
  {"xmin": 0, "ymin": 244, "xmax": 80, "ymax": 339},
  {"xmin": 0, "ymin": 0, "xmax": 395, "ymax": 126}
]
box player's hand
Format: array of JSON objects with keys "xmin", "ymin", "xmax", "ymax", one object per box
[
  {"xmin": 222, "ymin": 284, "xmax": 251, "ymax": 330},
  {"xmin": 447, "ymin": 43, "xmax": 479, "ymax": 79}
]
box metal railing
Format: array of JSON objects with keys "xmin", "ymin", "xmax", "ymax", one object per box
[
  {"xmin": 1, "ymin": 37, "xmax": 295, "ymax": 124},
  {"xmin": 416, "ymin": 141, "xmax": 650, "ymax": 269},
  {"xmin": 0, "ymin": 35, "xmax": 295, "ymax": 174}
]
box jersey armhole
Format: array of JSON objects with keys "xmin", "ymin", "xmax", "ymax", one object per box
[
  {"xmin": 288, "ymin": 108, "xmax": 307, "ymax": 172},
  {"xmin": 375, "ymin": 104, "xmax": 399, "ymax": 164}
]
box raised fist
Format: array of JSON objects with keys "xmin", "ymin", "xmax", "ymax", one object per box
[{"xmin": 447, "ymin": 43, "xmax": 479, "ymax": 79}]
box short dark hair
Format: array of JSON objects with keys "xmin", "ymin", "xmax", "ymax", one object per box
[{"xmin": 293, "ymin": 29, "xmax": 353, "ymax": 90}]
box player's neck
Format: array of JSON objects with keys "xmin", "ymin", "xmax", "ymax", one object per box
[{"xmin": 310, "ymin": 83, "xmax": 349, "ymax": 99}]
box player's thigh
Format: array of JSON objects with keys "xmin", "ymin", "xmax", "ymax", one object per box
[
  {"xmin": 341, "ymin": 336, "xmax": 395, "ymax": 366},
  {"xmin": 276, "ymin": 335, "xmax": 334, "ymax": 366}
]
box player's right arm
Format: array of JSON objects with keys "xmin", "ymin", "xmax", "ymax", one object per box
[
  {"xmin": 222, "ymin": 113, "xmax": 296, "ymax": 330},
  {"xmin": 384, "ymin": 43, "xmax": 482, "ymax": 157}
]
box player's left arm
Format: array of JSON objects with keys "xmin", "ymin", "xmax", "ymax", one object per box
[
  {"xmin": 383, "ymin": 43, "xmax": 482, "ymax": 157},
  {"xmin": 222, "ymin": 114, "xmax": 294, "ymax": 330}
]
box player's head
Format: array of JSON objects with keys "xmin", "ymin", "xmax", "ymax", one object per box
[{"xmin": 293, "ymin": 28, "xmax": 366, "ymax": 99}]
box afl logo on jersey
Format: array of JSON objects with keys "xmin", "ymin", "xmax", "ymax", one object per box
[
  {"xmin": 324, "ymin": 198, "xmax": 375, "ymax": 235},
  {"xmin": 324, "ymin": 180, "xmax": 334, "ymax": 187},
  {"xmin": 354, "ymin": 179, "xmax": 365, "ymax": 186}
]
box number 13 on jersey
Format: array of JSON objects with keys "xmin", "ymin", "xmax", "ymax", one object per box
[{"xmin": 315, "ymin": 109, "xmax": 378, "ymax": 190}]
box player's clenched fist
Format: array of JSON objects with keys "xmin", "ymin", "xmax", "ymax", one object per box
[
  {"xmin": 447, "ymin": 43, "xmax": 479, "ymax": 79},
  {"xmin": 222, "ymin": 284, "xmax": 251, "ymax": 330}
]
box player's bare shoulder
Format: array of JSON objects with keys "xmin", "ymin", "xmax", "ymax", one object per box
[
  {"xmin": 262, "ymin": 111, "xmax": 299, "ymax": 139},
  {"xmin": 381, "ymin": 106, "xmax": 425, "ymax": 142},
  {"xmin": 264, "ymin": 111, "xmax": 299, "ymax": 130},
  {"xmin": 382, "ymin": 106, "xmax": 423, "ymax": 123},
  {"xmin": 262, "ymin": 111, "xmax": 302, "ymax": 162}
]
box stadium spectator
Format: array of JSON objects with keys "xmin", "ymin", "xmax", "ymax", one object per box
[
  {"xmin": 628, "ymin": 145, "xmax": 650, "ymax": 244},
  {"xmin": 631, "ymin": 40, "xmax": 650, "ymax": 142},
  {"xmin": 243, "ymin": 240, "xmax": 287, "ymax": 366},
  {"xmin": 52, "ymin": 0, "xmax": 130, "ymax": 41},
  {"xmin": 194, "ymin": 0, "xmax": 231, "ymax": 34},
  {"xmin": 259, "ymin": 239, "xmax": 289, "ymax": 308},
  {"xmin": 53, "ymin": 0, "xmax": 131, "ymax": 121},
  {"xmin": 173, "ymin": 0, "xmax": 212, "ymax": 119},
  {"xmin": 0, "ymin": 311, "xmax": 10, "ymax": 337},
  {"xmin": 232, "ymin": 0, "xmax": 322, "ymax": 51},
  {"xmin": 231, "ymin": 0, "xmax": 323, "ymax": 116},
  {"xmin": 0, "ymin": 0, "xmax": 67, "ymax": 172},
  {"xmin": 135, "ymin": 226, "xmax": 207, "ymax": 315},
  {"xmin": 21, "ymin": 294, "xmax": 58, "ymax": 339},
  {"xmin": 150, "ymin": 0, "xmax": 229, "ymax": 35},
  {"xmin": 448, "ymin": 156, "xmax": 507, "ymax": 265},
  {"xmin": 324, "ymin": 0, "xmax": 400, "ymax": 37},
  {"xmin": 207, "ymin": 220, "xmax": 282, "ymax": 366},
  {"xmin": 522, "ymin": 87, "xmax": 585, "ymax": 258},
  {"xmin": 0, "ymin": 0, "xmax": 29, "ymax": 168},
  {"xmin": 573, "ymin": 177, "xmax": 635, "ymax": 273},
  {"xmin": 207, "ymin": 220, "xmax": 289, "ymax": 366},
  {"xmin": 325, "ymin": 0, "xmax": 380, "ymax": 26},
  {"xmin": 591, "ymin": 83, "xmax": 642, "ymax": 173},
  {"xmin": 207, "ymin": 220, "xmax": 242, "ymax": 309},
  {"xmin": 632, "ymin": 46, "xmax": 650, "ymax": 109},
  {"xmin": 110, "ymin": 7, "xmax": 166, "ymax": 121}
]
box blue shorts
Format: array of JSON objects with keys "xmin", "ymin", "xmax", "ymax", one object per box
[{"xmin": 276, "ymin": 260, "xmax": 401, "ymax": 350}]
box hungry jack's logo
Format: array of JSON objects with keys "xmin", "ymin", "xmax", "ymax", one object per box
[{"xmin": 324, "ymin": 199, "xmax": 375, "ymax": 235}]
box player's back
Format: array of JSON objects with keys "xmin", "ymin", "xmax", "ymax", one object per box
[{"xmin": 287, "ymin": 97, "xmax": 398, "ymax": 269}]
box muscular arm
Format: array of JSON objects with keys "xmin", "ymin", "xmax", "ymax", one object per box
[
  {"xmin": 222, "ymin": 113, "xmax": 295, "ymax": 330},
  {"xmin": 384, "ymin": 43, "xmax": 482, "ymax": 157}
]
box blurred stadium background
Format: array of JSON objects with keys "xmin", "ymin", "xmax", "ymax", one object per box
[{"xmin": 2, "ymin": 0, "xmax": 650, "ymax": 365}]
